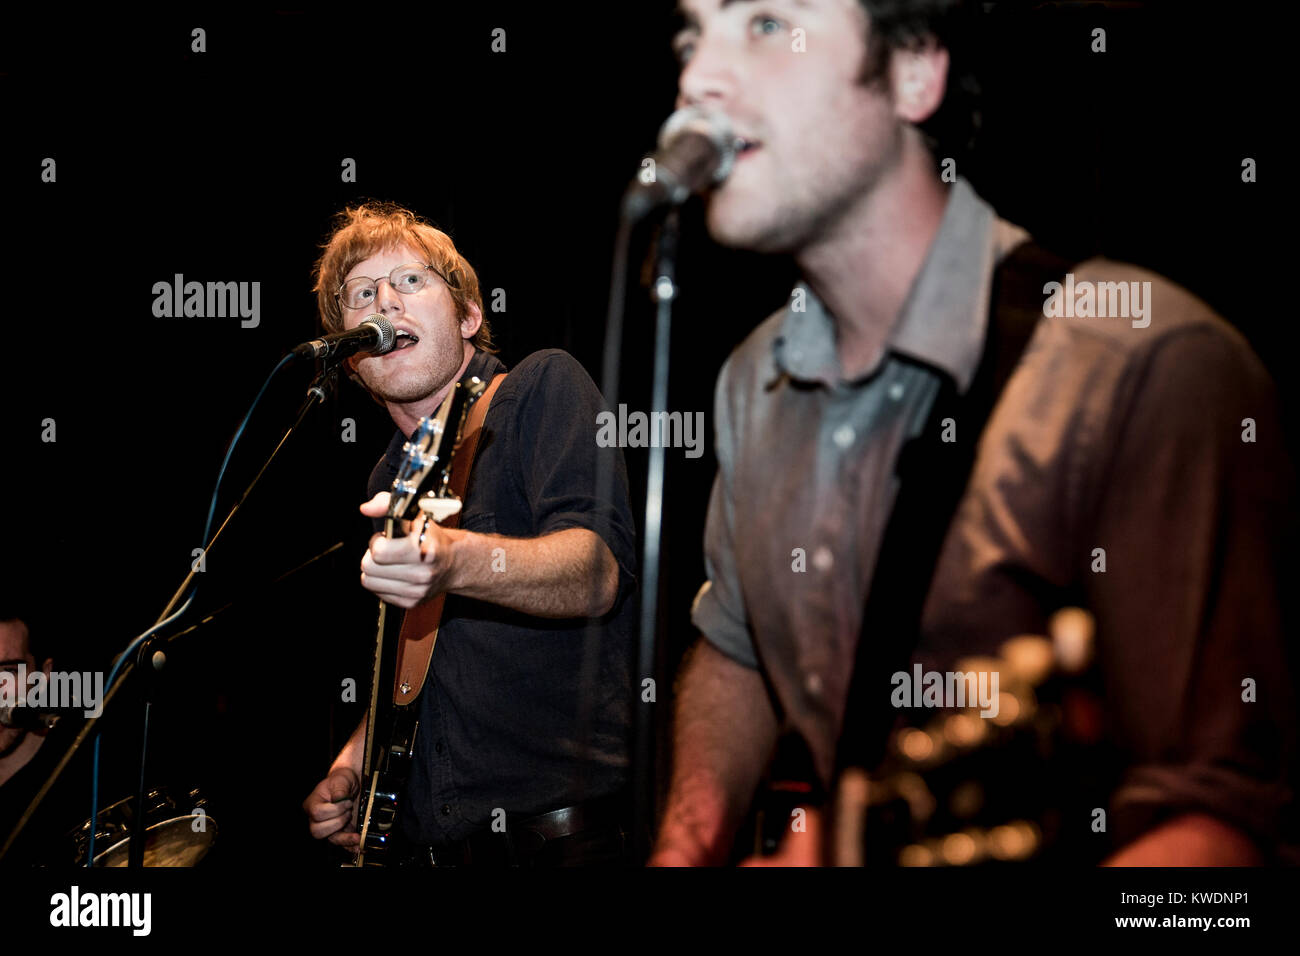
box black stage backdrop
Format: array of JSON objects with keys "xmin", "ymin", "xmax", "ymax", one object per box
[{"xmin": 0, "ymin": 2, "xmax": 1290, "ymax": 870}]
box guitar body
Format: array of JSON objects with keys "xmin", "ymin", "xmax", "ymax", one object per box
[
  {"xmin": 352, "ymin": 377, "xmax": 487, "ymax": 867},
  {"xmin": 353, "ymin": 604, "xmax": 420, "ymax": 864}
]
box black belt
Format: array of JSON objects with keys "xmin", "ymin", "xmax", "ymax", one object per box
[{"xmin": 409, "ymin": 793, "xmax": 630, "ymax": 867}]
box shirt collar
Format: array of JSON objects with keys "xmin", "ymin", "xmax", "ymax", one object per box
[
  {"xmin": 388, "ymin": 348, "xmax": 506, "ymax": 448},
  {"xmin": 772, "ymin": 177, "xmax": 998, "ymax": 393},
  {"xmin": 464, "ymin": 347, "xmax": 505, "ymax": 389}
]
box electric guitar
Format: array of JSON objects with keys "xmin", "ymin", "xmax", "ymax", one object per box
[
  {"xmin": 352, "ymin": 376, "xmax": 487, "ymax": 866},
  {"xmin": 749, "ymin": 607, "xmax": 1109, "ymax": 866}
]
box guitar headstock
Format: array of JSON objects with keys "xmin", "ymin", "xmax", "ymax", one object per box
[
  {"xmin": 867, "ymin": 607, "xmax": 1104, "ymax": 866},
  {"xmin": 387, "ymin": 376, "xmax": 488, "ymax": 526}
]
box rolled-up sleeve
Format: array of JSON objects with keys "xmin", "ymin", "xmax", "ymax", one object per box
[
  {"xmin": 1085, "ymin": 324, "xmax": 1297, "ymax": 851},
  {"xmin": 690, "ymin": 357, "xmax": 761, "ymax": 669},
  {"xmin": 512, "ymin": 350, "xmax": 640, "ymax": 610}
]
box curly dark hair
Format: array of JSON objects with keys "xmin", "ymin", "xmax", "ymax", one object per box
[{"xmin": 856, "ymin": 0, "xmax": 982, "ymax": 167}]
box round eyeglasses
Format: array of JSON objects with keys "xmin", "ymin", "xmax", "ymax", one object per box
[{"xmin": 337, "ymin": 262, "xmax": 451, "ymax": 311}]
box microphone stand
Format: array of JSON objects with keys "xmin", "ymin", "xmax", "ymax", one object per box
[
  {"xmin": 125, "ymin": 361, "xmax": 340, "ymax": 867},
  {"xmin": 0, "ymin": 360, "xmax": 340, "ymax": 866},
  {"xmin": 637, "ymin": 210, "xmax": 680, "ymax": 863},
  {"xmin": 153, "ymin": 363, "xmax": 339, "ymax": 624},
  {"xmin": 601, "ymin": 206, "xmax": 681, "ymax": 864}
]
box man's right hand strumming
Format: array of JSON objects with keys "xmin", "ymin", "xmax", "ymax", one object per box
[
  {"xmin": 303, "ymin": 717, "xmax": 366, "ymax": 850},
  {"xmin": 303, "ymin": 767, "xmax": 361, "ymax": 849}
]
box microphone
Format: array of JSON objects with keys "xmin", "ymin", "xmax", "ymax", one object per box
[
  {"xmin": 292, "ymin": 315, "xmax": 396, "ymax": 361},
  {"xmin": 0, "ymin": 704, "xmax": 59, "ymax": 732},
  {"xmin": 622, "ymin": 106, "xmax": 736, "ymax": 222}
]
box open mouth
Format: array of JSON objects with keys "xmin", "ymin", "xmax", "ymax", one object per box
[{"xmin": 391, "ymin": 329, "xmax": 420, "ymax": 352}]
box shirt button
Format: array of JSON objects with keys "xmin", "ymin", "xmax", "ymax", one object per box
[
  {"xmin": 812, "ymin": 546, "xmax": 834, "ymax": 572},
  {"xmin": 435, "ymin": 741, "xmax": 444, "ymax": 754},
  {"xmin": 888, "ymin": 382, "xmax": 905, "ymax": 401},
  {"xmin": 832, "ymin": 425, "xmax": 855, "ymax": 449},
  {"xmin": 804, "ymin": 672, "xmax": 824, "ymax": 697},
  {"xmin": 441, "ymin": 804, "xmax": 453, "ymax": 816}
]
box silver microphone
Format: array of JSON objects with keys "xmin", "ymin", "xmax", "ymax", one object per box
[
  {"xmin": 622, "ymin": 106, "xmax": 736, "ymax": 222},
  {"xmin": 292, "ymin": 315, "xmax": 396, "ymax": 361}
]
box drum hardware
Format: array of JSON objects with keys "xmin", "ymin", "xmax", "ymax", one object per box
[{"xmin": 68, "ymin": 786, "xmax": 218, "ymax": 867}]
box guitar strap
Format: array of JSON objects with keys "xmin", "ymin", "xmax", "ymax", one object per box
[
  {"xmin": 392, "ymin": 371, "xmax": 507, "ymax": 707},
  {"xmin": 833, "ymin": 240, "xmax": 1075, "ymax": 777}
]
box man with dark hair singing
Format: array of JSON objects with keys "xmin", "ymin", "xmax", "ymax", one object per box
[{"xmin": 650, "ymin": 0, "xmax": 1294, "ymax": 866}]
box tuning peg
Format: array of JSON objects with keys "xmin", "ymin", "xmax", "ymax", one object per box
[
  {"xmin": 988, "ymin": 690, "xmax": 1023, "ymax": 727},
  {"xmin": 987, "ymin": 821, "xmax": 1041, "ymax": 861},
  {"xmin": 902, "ymin": 829, "xmax": 992, "ymax": 866},
  {"xmin": 898, "ymin": 843, "xmax": 934, "ymax": 867},
  {"xmin": 942, "ymin": 712, "xmax": 987, "ymax": 749},
  {"xmin": 1050, "ymin": 607, "xmax": 1096, "ymax": 674},
  {"xmin": 999, "ymin": 635, "xmax": 1055, "ymax": 686},
  {"xmin": 939, "ymin": 830, "xmax": 986, "ymax": 866},
  {"xmin": 896, "ymin": 727, "xmax": 938, "ymax": 765}
]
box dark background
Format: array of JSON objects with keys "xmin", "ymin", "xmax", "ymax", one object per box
[{"xmin": 0, "ymin": 2, "xmax": 1289, "ymax": 866}]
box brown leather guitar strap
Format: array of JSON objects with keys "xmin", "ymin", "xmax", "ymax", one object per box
[{"xmin": 392, "ymin": 371, "xmax": 506, "ymax": 706}]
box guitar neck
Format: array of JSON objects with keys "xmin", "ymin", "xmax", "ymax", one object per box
[
  {"xmin": 355, "ymin": 517, "xmax": 399, "ymax": 864},
  {"xmin": 360, "ymin": 516, "xmax": 399, "ymax": 769},
  {"xmin": 350, "ymin": 378, "xmax": 489, "ymax": 866}
]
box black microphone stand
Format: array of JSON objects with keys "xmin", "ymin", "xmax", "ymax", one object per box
[
  {"xmin": 597, "ymin": 201, "xmax": 682, "ymax": 864},
  {"xmin": 125, "ymin": 362, "xmax": 340, "ymax": 867},
  {"xmin": 0, "ymin": 360, "xmax": 340, "ymax": 866},
  {"xmin": 634, "ymin": 210, "xmax": 681, "ymax": 864}
]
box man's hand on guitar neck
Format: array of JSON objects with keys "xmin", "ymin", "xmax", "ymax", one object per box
[{"xmin": 358, "ymin": 491, "xmax": 620, "ymax": 619}]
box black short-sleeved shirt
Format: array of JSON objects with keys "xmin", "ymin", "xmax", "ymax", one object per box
[{"xmin": 365, "ymin": 348, "xmax": 636, "ymax": 845}]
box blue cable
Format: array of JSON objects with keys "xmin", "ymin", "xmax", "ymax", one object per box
[{"xmin": 203, "ymin": 352, "xmax": 295, "ymax": 543}]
